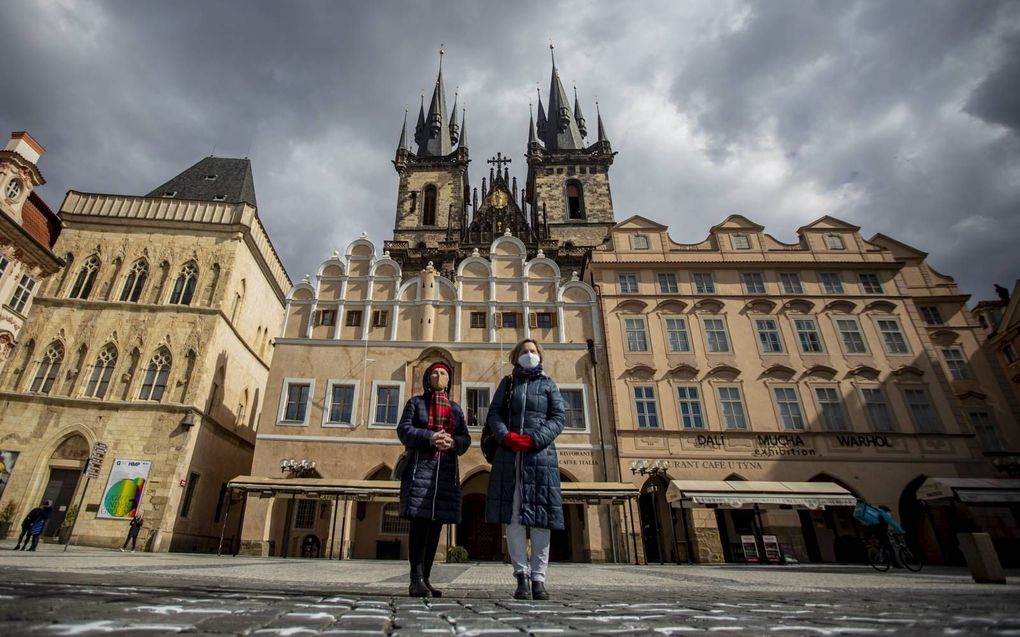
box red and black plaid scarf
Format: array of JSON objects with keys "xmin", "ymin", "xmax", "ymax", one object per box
[{"xmin": 427, "ymin": 390, "xmax": 452, "ymax": 458}]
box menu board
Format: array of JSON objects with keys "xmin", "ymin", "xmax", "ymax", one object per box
[
  {"xmin": 740, "ymin": 535, "xmax": 760, "ymax": 562},
  {"xmin": 762, "ymin": 534, "xmax": 783, "ymax": 563}
]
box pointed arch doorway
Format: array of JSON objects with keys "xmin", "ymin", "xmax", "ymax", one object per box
[{"xmin": 42, "ymin": 434, "xmax": 90, "ymax": 537}]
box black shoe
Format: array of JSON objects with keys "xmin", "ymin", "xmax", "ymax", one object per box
[
  {"xmin": 531, "ymin": 580, "xmax": 549, "ymax": 601},
  {"xmin": 408, "ymin": 578, "xmax": 431, "ymax": 598},
  {"xmin": 514, "ymin": 573, "xmax": 531, "ymax": 600},
  {"xmin": 424, "ymin": 580, "xmax": 442, "ymax": 598}
]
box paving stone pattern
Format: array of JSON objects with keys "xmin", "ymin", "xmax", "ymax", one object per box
[{"xmin": 2, "ymin": 581, "xmax": 1020, "ymax": 636}]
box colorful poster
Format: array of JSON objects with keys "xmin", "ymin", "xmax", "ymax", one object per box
[
  {"xmin": 98, "ymin": 459, "xmax": 151, "ymax": 519},
  {"xmin": 0, "ymin": 450, "xmax": 18, "ymax": 501},
  {"xmin": 740, "ymin": 534, "xmax": 760, "ymax": 563}
]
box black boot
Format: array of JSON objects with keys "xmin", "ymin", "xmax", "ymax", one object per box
[
  {"xmin": 514, "ymin": 573, "xmax": 531, "ymax": 600},
  {"xmin": 531, "ymin": 579, "xmax": 549, "ymax": 601},
  {"xmin": 409, "ymin": 566, "xmax": 431, "ymax": 598},
  {"xmin": 424, "ymin": 580, "xmax": 442, "ymax": 598}
]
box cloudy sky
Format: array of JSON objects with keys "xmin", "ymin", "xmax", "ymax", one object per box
[{"xmin": 2, "ymin": 0, "xmax": 1018, "ymax": 299}]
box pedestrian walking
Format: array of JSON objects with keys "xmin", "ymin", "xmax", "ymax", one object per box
[
  {"xmin": 120, "ymin": 513, "xmax": 144, "ymax": 552},
  {"xmin": 23, "ymin": 500, "xmax": 53, "ymax": 551},
  {"xmin": 485, "ymin": 338, "xmax": 566, "ymax": 600},
  {"xmin": 13, "ymin": 506, "xmax": 41, "ymax": 550},
  {"xmin": 396, "ymin": 361, "xmax": 471, "ymax": 598}
]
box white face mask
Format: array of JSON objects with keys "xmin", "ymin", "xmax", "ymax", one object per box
[{"xmin": 518, "ymin": 352, "xmax": 541, "ymax": 370}]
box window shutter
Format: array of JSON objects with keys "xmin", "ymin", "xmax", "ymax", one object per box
[
  {"xmin": 494, "ymin": 311, "xmax": 502, "ymax": 327},
  {"xmin": 314, "ymin": 310, "xmax": 322, "ymax": 326},
  {"xmin": 551, "ymin": 312, "xmax": 558, "ymax": 328},
  {"xmin": 516, "ymin": 312, "xmax": 523, "ymax": 327},
  {"xmin": 529, "ymin": 312, "xmax": 538, "ymax": 329}
]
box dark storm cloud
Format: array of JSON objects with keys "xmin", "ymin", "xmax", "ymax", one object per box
[{"xmin": 1, "ymin": 0, "xmax": 1017, "ymax": 299}]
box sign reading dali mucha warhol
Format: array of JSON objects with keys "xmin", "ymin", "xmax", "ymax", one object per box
[{"xmin": 98, "ymin": 459, "xmax": 152, "ymax": 519}]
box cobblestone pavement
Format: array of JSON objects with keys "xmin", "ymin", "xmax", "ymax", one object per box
[{"xmin": 2, "ymin": 543, "xmax": 1018, "ymax": 635}]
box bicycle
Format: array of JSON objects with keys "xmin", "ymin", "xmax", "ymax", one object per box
[{"xmin": 867, "ymin": 532, "xmax": 923, "ymax": 572}]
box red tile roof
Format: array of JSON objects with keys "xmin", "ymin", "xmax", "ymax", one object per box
[{"xmin": 21, "ymin": 192, "xmax": 61, "ymax": 248}]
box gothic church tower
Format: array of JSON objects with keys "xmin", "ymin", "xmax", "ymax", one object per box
[
  {"xmin": 526, "ymin": 45, "xmax": 616, "ymax": 255},
  {"xmin": 389, "ymin": 50, "xmax": 470, "ymax": 273}
]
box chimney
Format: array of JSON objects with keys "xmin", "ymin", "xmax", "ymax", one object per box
[{"xmin": 5, "ymin": 131, "xmax": 45, "ymax": 166}]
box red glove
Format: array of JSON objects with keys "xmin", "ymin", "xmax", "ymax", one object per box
[{"xmin": 504, "ymin": 432, "xmax": 534, "ymax": 453}]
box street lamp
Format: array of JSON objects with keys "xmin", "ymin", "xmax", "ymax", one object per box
[
  {"xmin": 281, "ymin": 458, "xmax": 317, "ymax": 478},
  {"xmin": 630, "ymin": 459, "xmax": 668, "ymax": 565}
]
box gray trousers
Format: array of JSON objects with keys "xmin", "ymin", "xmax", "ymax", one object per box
[{"xmin": 506, "ymin": 473, "xmax": 551, "ymax": 582}]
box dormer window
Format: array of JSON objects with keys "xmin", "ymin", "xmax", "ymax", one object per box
[
  {"xmin": 731, "ymin": 234, "xmax": 751, "ymax": 250},
  {"xmin": 4, "ymin": 179, "xmax": 22, "ymax": 200},
  {"xmin": 162, "ymin": 191, "xmax": 177, "ymax": 198},
  {"xmin": 204, "ymin": 174, "xmax": 218, "ymax": 181},
  {"xmin": 631, "ymin": 234, "xmax": 650, "ymax": 250},
  {"xmin": 212, "ymin": 195, "xmax": 227, "ymax": 201},
  {"xmin": 825, "ymin": 234, "xmax": 845, "ymax": 250}
]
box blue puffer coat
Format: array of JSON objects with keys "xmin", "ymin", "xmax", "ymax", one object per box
[
  {"xmin": 485, "ymin": 370, "xmax": 566, "ymax": 530},
  {"xmin": 397, "ymin": 376, "xmax": 471, "ymax": 523}
]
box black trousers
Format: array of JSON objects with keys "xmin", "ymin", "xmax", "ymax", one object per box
[
  {"xmin": 407, "ymin": 519, "xmax": 443, "ymax": 581},
  {"xmin": 123, "ymin": 529, "xmax": 140, "ymax": 549}
]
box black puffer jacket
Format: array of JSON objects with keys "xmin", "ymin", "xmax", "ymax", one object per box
[
  {"xmin": 396, "ymin": 370, "xmax": 471, "ymax": 523},
  {"xmin": 484, "ymin": 370, "xmax": 566, "ymax": 530}
]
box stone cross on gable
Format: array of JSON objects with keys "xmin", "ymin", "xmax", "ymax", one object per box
[{"xmin": 486, "ymin": 152, "xmax": 512, "ymax": 172}]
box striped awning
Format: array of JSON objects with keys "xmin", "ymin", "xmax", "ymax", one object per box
[{"xmin": 666, "ymin": 480, "xmax": 857, "ymax": 510}]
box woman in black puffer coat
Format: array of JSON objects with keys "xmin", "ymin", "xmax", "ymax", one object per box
[
  {"xmin": 397, "ymin": 361, "xmax": 470, "ymax": 598},
  {"xmin": 485, "ymin": 338, "xmax": 566, "ymax": 601}
]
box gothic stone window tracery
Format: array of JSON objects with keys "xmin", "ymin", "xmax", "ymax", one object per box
[
  {"xmin": 31, "ymin": 342, "xmax": 64, "ymax": 394},
  {"xmin": 85, "ymin": 344, "xmax": 118, "ymax": 399},
  {"xmin": 69, "ymin": 255, "xmax": 101, "ymax": 300},
  {"xmin": 139, "ymin": 348, "xmax": 172, "ymax": 401},
  {"xmin": 169, "ymin": 262, "xmax": 199, "ymax": 305},
  {"xmin": 120, "ymin": 259, "xmax": 149, "ymax": 303}
]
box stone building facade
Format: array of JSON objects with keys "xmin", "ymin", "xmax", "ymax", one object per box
[
  {"xmin": 972, "ymin": 282, "xmax": 1020, "ymax": 478},
  {"xmin": 237, "ymin": 233, "xmax": 622, "ymax": 563},
  {"xmin": 0, "ymin": 132, "xmax": 63, "ymax": 372},
  {"xmin": 0, "ymin": 157, "xmax": 289, "ymax": 552},
  {"xmin": 588, "ymin": 214, "xmax": 1018, "ymax": 565}
]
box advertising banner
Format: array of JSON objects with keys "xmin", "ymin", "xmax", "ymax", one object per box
[
  {"xmin": 98, "ymin": 459, "xmax": 151, "ymax": 519},
  {"xmin": 0, "ymin": 450, "xmax": 18, "ymax": 501}
]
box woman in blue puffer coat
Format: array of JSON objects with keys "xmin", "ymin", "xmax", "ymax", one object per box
[
  {"xmin": 397, "ymin": 361, "xmax": 470, "ymax": 598},
  {"xmin": 485, "ymin": 339, "xmax": 566, "ymax": 601}
]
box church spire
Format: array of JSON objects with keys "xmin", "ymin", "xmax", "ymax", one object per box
[
  {"xmin": 542, "ymin": 42, "xmax": 584, "ymax": 151},
  {"xmin": 417, "ymin": 46, "xmax": 452, "ymax": 157},
  {"xmin": 414, "ymin": 93, "xmax": 426, "ymax": 149},
  {"xmin": 397, "ymin": 109, "xmax": 408, "ymax": 154},
  {"xmin": 458, "ymin": 108, "xmax": 468, "ymax": 149},
  {"xmin": 528, "ymin": 102, "xmax": 538, "ymax": 146},
  {"xmin": 536, "ymin": 87, "xmax": 547, "ymax": 139},
  {"xmin": 449, "ymin": 89, "xmax": 460, "ymax": 146},
  {"xmin": 596, "ymin": 100, "xmax": 610, "ymax": 146},
  {"xmin": 573, "ymin": 85, "xmax": 587, "ymax": 138}
]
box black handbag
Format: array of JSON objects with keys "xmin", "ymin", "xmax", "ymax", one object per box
[
  {"xmin": 392, "ymin": 450, "xmax": 412, "ymax": 480},
  {"xmin": 480, "ymin": 375, "xmax": 513, "ymax": 463}
]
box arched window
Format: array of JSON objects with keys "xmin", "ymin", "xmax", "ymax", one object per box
[
  {"xmin": 169, "ymin": 262, "xmax": 199, "ymax": 305},
  {"xmin": 31, "ymin": 342, "xmax": 64, "ymax": 394},
  {"xmin": 84, "ymin": 344, "xmax": 118, "ymax": 399},
  {"xmin": 120, "ymin": 259, "xmax": 148, "ymax": 303},
  {"xmin": 422, "ymin": 186, "xmax": 437, "ymax": 226},
  {"xmin": 566, "ymin": 181, "xmax": 585, "ymax": 220},
  {"xmin": 139, "ymin": 348, "xmax": 172, "ymax": 401},
  {"xmin": 69, "ymin": 255, "xmax": 100, "ymax": 299}
]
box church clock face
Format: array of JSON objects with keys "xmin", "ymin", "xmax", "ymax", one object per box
[{"xmin": 488, "ymin": 189, "xmax": 508, "ymax": 209}]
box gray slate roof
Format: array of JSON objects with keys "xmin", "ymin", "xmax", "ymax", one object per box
[{"xmin": 146, "ymin": 157, "xmax": 257, "ymax": 207}]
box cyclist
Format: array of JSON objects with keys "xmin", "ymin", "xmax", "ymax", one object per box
[{"xmin": 875, "ymin": 505, "xmax": 906, "ymax": 566}]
